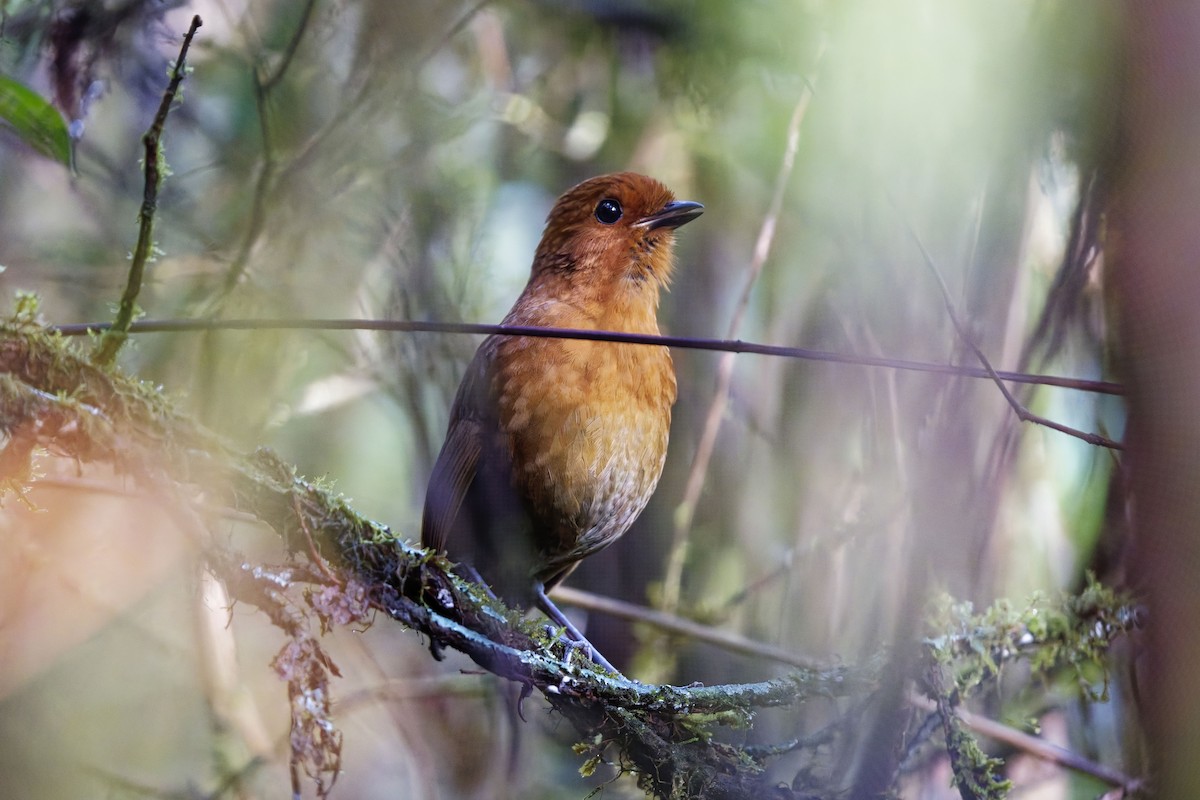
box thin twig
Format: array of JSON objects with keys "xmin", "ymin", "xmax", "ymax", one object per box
[
  {"xmin": 415, "ymin": 0, "xmax": 496, "ymax": 72},
  {"xmin": 92, "ymin": 14, "xmax": 202, "ymax": 366},
  {"xmin": 896, "ymin": 206, "xmax": 1123, "ymax": 450},
  {"xmin": 293, "ymin": 491, "xmax": 339, "ymax": 583},
  {"xmin": 215, "ymin": 0, "xmax": 484, "ymax": 299},
  {"xmin": 661, "ymin": 65, "xmax": 822, "ymax": 616},
  {"xmin": 219, "ymin": 76, "xmax": 274, "ymax": 295},
  {"xmin": 907, "ymin": 692, "xmax": 1141, "ymax": 792},
  {"xmin": 551, "ymin": 586, "xmax": 829, "ymax": 670},
  {"xmin": 220, "ymin": 0, "xmax": 317, "ymax": 295},
  {"xmin": 52, "ymin": 317, "xmax": 1125, "ymax": 396},
  {"xmin": 260, "ymin": 0, "xmax": 317, "ymax": 92}
]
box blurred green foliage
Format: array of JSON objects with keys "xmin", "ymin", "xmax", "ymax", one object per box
[{"xmin": 0, "ymin": 74, "xmax": 70, "ymax": 164}]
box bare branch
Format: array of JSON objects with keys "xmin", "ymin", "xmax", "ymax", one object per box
[
  {"xmin": 896, "ymin": 204, "xmax": 1123, "ymax": 450},
  {"xmin": 552, "ymin": 586, "xmax": 830, "ymax": 671},
  {"xmin": 220, "ymin": 0, "xmax": 317, "ymax": 295},
  {"xmin": 908, "ymin": 692, "xmax": 1142, "ymax": 792},
  {"xmin": 53, "ymin": 317, "xmax": 1124, "ymax": 397}
]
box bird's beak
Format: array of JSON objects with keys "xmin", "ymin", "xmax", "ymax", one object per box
[{"xmin": 635, "ymin": 200, "xmax": 704, "ymax": 231}]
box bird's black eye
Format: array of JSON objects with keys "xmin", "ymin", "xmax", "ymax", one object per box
[{"xmin": 595, "ymin": 198, "xmax": 623, "ymax": 225}]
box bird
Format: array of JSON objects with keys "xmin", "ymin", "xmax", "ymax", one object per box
[{"xmin": 421, "ymin": 172, "xmax": 703, "ymax": 673}]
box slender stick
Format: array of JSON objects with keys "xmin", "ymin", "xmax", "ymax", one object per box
[
  {"xmin": 897, "ymin": 207, "xmax": 1123, "ymax": 450},
  {"xmin": 552, "ymin": 585, "xmax": 829, "ymax": 670},
  {"xmin": 92, "ymin": 15, "xmax": 202, "ymax": 366},
  {"xmin": 908, "ymin": 692, "xmax": 1142, "ymax": 791},
  {"xmin": 53, "ymin": 317, "xmax": 1124, "ymax": 397},
  {"xmin": 221, "ymin": 0, "xmax": 317, "ymax": 294}
]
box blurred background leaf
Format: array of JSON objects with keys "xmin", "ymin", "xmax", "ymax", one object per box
[{"xmin": 0, "ymin": 73, "xmax": 71, "ymax": 164}]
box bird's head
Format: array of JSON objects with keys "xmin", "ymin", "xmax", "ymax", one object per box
[{"xmin": 531, "ymin": 172, "xmax": 703, "ymax": 293}]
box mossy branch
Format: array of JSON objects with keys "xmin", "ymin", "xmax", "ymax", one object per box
[
  {"xmin": 0, "ymin": 310, "xmax": 1142, "ymax": 799},
  {"xmin": 1, "ymin": 314, "xmax": 877, "ymax": 799},
  {"xmin": 92, "ymin": 14, "xmax": 202, "ymax": 366}
]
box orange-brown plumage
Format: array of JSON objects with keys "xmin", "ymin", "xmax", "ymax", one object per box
[{"xmin": 421, "ymin": 173, "xmax": 701, "ymax": 668}]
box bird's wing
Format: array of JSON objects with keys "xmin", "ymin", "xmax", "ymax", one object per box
[
  {"xmin": 421, "ymin": 345, "xmax": 493, "ymax": 554},
  {"xmin": 421, "ymin": 416, "xmax": 482, "ymax": 554}
]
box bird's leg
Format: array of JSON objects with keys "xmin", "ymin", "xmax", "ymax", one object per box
[
  {"xmin": 456, "ymin": 563, "xmax": 501, "ymax": 602},
  {"xmin": 541, "ymin": 626, "xmax": 590, "ymax": 666},
  {"xmin": 534, "ymin": 583, "xmax": 622, "ymax": 677}
]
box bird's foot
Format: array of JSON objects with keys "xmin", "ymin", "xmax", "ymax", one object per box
[
  {"xmin": 541, "ymin": 623, "xmax": 621, "ymax": 676},
  {"xmin": 535, "ymin": 584, "xmax": 623, "ymax": 677},
  {"xmin": 547, "ymin": 627, "xmax": 588, "ymax": 665}
]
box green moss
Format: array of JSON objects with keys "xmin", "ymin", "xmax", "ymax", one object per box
[{"xmin": 925, "ymin": 576, "xmax": 1136, "ymax": 699}]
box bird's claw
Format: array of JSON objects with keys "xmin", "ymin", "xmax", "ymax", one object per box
[
  {"xmin": 542, "ymin": 624, "xmax": 584, "ymax": 664},
  {"xmin": 516, "ymin": 681, "xmax": 534, "ymax": 722},
  {"xmin": 541, "ymin": 624, "xmax": 614, "ymax": 672}
]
